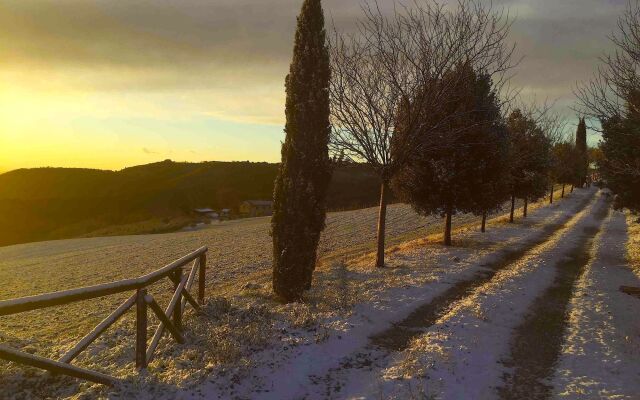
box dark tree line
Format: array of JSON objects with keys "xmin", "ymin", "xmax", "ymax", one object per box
[
  {"xmin": 550, "ymin": 140, "xmax": 581, "ymax": 199},
  {"xmin": 600, "ymin": 114, "xmax": 640, "ymax": 210},
  {"xmin": 329, "ymin": 0, "xmax": 515, "ymax": 262},
  {"xmin": 505, "ymin": 109, "xmax": 551, "ymax": 221}
]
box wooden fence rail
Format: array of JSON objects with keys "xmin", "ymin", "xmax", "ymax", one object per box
[{"xmin": 0, "ymin": 246, "xmax": 208, "ymax": 386}]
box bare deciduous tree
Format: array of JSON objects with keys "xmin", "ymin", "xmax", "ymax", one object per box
[
  {"xmin": 576, "ymin": 1, "xmax": 640, "ymax": 122},
  {"xmin": 329, "ymin": 0, "xmax": 516, "ymax": 267},
  {"xmin": 507, "ymin": 97, "xmax": 570, "ymax": 145}
]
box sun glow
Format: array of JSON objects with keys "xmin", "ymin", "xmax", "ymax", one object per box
[{"xmin": 0, "ymin": 67, "xmax": 284, "ymax": 172}]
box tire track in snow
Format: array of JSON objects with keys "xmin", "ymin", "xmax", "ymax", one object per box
[
  {"xmin": 371, "ymin": 193, "xmax": 594, "ymax": 352},
  {"xmin": 308, "ymin": 191, "xmax": 598, "ymax": 399},
  {"xmin": 497, "ymin": 198, "xmax": 611, "ymax": 400},
  {"xmin": 550, "ymin": 210, "xmax": 640, "ymax": 399},
  {"xmin": 352, "ymin": 189, "xmax": 611, "ymax": 400}
]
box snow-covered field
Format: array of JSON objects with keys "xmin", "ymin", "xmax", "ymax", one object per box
[
  {"xmin": 0, "ymin": 196, "xmax": 533, "ymax": 351},
  {"xmin": 0, "ymin": 203, "xmax": 435, "ymax": 361},
  {"xmin": 0, "ymin": 203, "xmax": 431, "ymax": 301},
  {"xmin": 2, "ymin": 188, "xmax": 638, "ymax": 400}
]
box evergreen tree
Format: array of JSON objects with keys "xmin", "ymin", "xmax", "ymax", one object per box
[
  {"xmin": 600, "ymin": 113, "xmax": 640, "ymax": 211},
  {"xmin": 575, "ymin": 117, "xmax": 589, "ymax": 187},
  {"xmin": 392, "ymin": 64, "xmax": 508, "ymax": 245},
  {"xmin": 551, "ymin": 141, "xmax": 580, "ymax": 198},
  {"xmin": 271, "ymin": 0, "xmax": 331, "ymax": 302},
  {"xmin": 506, "ymin": 109, "xmax": 551, "ymax": 222}
]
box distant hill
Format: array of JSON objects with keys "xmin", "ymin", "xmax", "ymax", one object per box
[{"xmin": 0, "ymin": 160, "xmax": 382, "ymax": 246}]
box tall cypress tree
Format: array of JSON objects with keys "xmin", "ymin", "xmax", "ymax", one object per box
[
  {"xmin": 575, "ymin": 117, "xmax": 588, "ymax": 187},
  {"xmin": 271, "ymin": 0, "xmax": 331, "ymax": 302}
]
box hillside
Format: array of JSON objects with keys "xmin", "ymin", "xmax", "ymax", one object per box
[{"xmin": 0, "ymin": 160, "xmax": 382, "ymax": 247}]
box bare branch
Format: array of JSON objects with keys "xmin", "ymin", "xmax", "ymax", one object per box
[{"xmin": 329, "ymin": 0, "xmax": 517, "ymax": 180}]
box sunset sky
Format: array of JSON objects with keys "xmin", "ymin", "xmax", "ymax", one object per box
[{"xmin": 0, "ymin": 0, "xmax": 626, "ymax": 172}]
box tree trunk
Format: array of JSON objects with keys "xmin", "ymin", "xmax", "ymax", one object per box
[
  {"xmin": 375, "ymin": 180, "xmax": 388, "ymax": 268},
  {"xmin": 523, "ymin": 198, "xmax": 528, "ymax": 218},
  {"xmin": 509, "ymin": 195, "xmax": 515, "ymax": 223},
  {"xmin": 550, "ymin": 184, "xmax": 554, "ymax": 204},
  {"xmin": 481, "ymin": 211, "xmax": 487, "ymax": 233},
  {"xmin": 561, "ymin": 184, "xmax": 565, "ymax": 198},
  {"xmin": 444, "ymin": 205, "xmax": 453, "ymax": 246}
]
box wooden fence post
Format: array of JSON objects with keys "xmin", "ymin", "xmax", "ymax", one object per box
[
  {"xmin": 173, "ymin": 268, "xmax": 183, "ymax": 333},
  {"xmin": 198, "ymin": 254, "xmax": 207, "ymax": 305},
  {"xmin": 135, "ymin": 288, "xmax": 147, "ymax": 369}
]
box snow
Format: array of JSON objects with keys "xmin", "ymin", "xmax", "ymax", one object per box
[
  {"xmin": 300, "ymin": 189, "xmax": 608, "ymax": 400},
  {"xmin": 5, "ymin": 187, "xmax": 636, "ymax": 400},
  {"xmin": 551, "ymin": 210, "xmax": 640, "ymax": 399},
  {"xmin": 180, "ymin": 189, "xmax": 598, "ymax": 399}
]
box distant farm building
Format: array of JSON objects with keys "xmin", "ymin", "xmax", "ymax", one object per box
[
  {"xmin": 193, "ymin": 208, "xmax": 218, "ymax": 220},
  {"xmin": 240, "ymin": 200, "xmax": 273, "ymax": 217}
]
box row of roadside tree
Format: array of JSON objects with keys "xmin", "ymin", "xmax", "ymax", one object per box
[{"xmin": 271, "ymin": 0, "xmax": 590, "ymax": 302}]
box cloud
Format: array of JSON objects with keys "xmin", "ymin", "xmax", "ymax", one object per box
[
  {"xmin": 142, "ymin": 147, "xmax": 159, "ymax": 155},
  {"xmin": 0, "ymin": 0, "xmax": 299, "ymax": 68},
  {"xmin": 0, "ymin": 0, "xmax": 629, "ymax": 128}
]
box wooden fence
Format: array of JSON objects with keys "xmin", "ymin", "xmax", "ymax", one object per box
[{"xmin": 0, "ymin": 246, "xmax": 208, "ymax": 386}]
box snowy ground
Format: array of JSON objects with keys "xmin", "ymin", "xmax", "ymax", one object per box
[
  {"xmin": 551, "ymin": 210, "xmax": 640, "ymax": 399},
  {"xmin": 3, "ymin": 187, "xmax": 639, "ymax": 400},
  {"xmin": 225, "ymin": 188, "xmax": 602, "ymax": 400},
  {"xmin": 0, "ymin": 203, "xmax": 446, "ymax": 364},
  {"xmin": 0, "ymin": 195, "xmax": 538, "ymax": 356}
]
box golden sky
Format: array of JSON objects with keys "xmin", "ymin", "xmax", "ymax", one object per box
[{"xmin": 0, "ymin": 0, "xmax": 624, "ymax": 172}]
